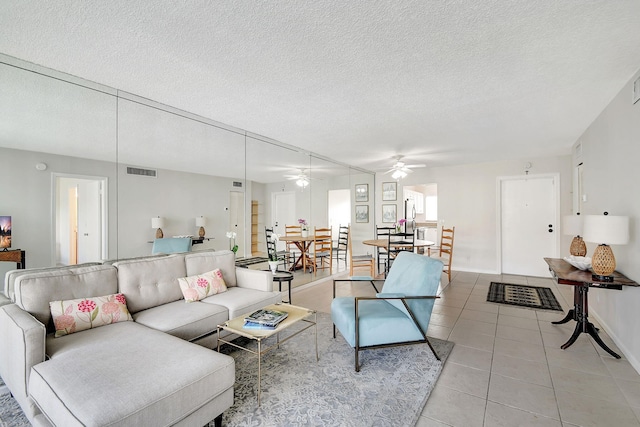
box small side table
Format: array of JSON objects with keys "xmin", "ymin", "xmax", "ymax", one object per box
[
  {"xmin": 265, "ymin": 270, "xmax": 293, "ymax": 304},
  {"xmin": 0, "ymin": 249, "xmax": 25, "ymax": 269}
]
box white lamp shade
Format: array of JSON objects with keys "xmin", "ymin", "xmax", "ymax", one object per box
[
  {"xmin": 583, "ymin": 215, "xmax": 629, "ymax": 245},
  {"xmin": 195, "ymin": 216, "xmax": 207, "ymax": 227},
  {"xmin": 562, "ymin": 215, "xmax": 583, "ymax": 236},
  {"xmin": 151, "ymin": 217, "xmax": 165, "ymax": 229}
]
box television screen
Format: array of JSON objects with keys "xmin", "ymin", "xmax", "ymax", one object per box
[{"xmin": 0, "ymin": 216, "xmax": 11, "ymax": 249}]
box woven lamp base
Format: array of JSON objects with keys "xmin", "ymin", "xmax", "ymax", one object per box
[
  {"xmin": 198, "ymin": 226, "xmax": 206, "ymax": 238},
  {"xmin": 569, "ymin": 236, "xmax": 587, "ymax": 256},
  {"xmin": 155, "ymin": 228, "xmax": 164, "ymax": 239},
  {"xmin": 591, "ymin": 244, "xmax": 616, "ymax": 281}
]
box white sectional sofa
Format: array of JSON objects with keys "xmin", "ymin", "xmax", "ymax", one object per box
[{"xmin": 0, "ymin": 250, "xmax": 281, "ymax": 426}]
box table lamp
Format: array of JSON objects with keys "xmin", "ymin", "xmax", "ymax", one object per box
[
  {"xmin": 151, "ymin": 216, "xmax": 165, "ymax": 239},
  {"xmin": 195, "ymin": 216, "xmax": 207, "ymax": 238},
  {"xmin": 583, "ymin": 213, "xmax": 629, "ymax": 282},
  {"xmin": 562, "ymin": 214, "xmax": 586, "ymax": 256}
]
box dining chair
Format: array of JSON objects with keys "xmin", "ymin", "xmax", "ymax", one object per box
[
  {"xmin": 285, "ymin": 224, "xmax": 302, "ymax": 265},
  {"xmin": 265, "ymin": 227, "xmax": 288, "ymax": 268},
  {"xmin": 375, "ymin": 226, "xmax": 394, "ymax": 276},
  {"xmin": 332, "ymin": 225, "xmax": 349, "ymax": 267},
  {"xmin": 331, "ymin": 251, "xmax": 443, "ymax": 371},
  {"xmin": 348, "ymin": 226, "xmax": 375, "ymax": 278},
  {"xmin": 386, "ymin": 231, "xmax": 415, "ymax": 276},
  {"xmin": 312, "ymin": 227, "xmax": 333, "ymax": 275},
  {"xmin": 429, "ymin": 226, "xmax": 455, "ymax": 282}
]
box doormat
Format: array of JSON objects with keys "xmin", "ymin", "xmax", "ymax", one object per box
[
  {"xmin": 235, "ymin": 257, "xmax": 268, "ymax": 267},
  {"xmin": 487, "ymin": 282, "xmax": 562, "ymax": 311}
]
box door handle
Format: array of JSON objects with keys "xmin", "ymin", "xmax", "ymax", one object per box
[{"xmin": 548, "ymin": 224, "xmax": 553, "ymax": 233}]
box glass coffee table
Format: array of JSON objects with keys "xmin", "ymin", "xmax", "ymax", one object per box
[{"xmin": 216, "ymin": 303, "xmax": 318, "ymax": 405}]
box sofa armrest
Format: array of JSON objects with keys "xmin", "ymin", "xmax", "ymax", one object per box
[
  {"xmin": 235, "ymin": 268, "xmax": 273, "ymax": 292},
  {"xmin": 0, "ymin": 304, "xmax": 46, "ymax": 418}
]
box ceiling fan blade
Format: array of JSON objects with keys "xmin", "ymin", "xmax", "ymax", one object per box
[
  {"xmin": 405, "ymin": 164, "xmax": 426, "ymax": 168},
  {"xmin": 383, "ymin": 168, "xmax": 395, "ymax": 175}
]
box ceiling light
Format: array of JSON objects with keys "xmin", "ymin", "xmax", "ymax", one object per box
[
  {"xmin": 296, "ymin": 178, "xmax": 309, "ymax": 187},
  {"xmin": 391, "ymin": 170, "xmax": 407, "ymax": 180}
]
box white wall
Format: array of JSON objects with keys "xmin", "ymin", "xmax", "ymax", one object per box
[
  {"xmin": 376, "ymin": 155, "xmax": 573, "ymax": 274},
  {"xmin": 574, "ymin": 67, "xmax": 640, "ymax": 371}
]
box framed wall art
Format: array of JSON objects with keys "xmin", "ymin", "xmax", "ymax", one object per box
[
  {"xmin": 382, "ymin": 204, "xmax": 397, "ymax": 223},
  {"xmin": 355, "ymin": 205, "xmax": 369, "ymax": 223},
  {"xmin": 355, "ymin": 184, "xmax": 368, "ymax": 202},
  {"xmin": 382, "ymin": 182, "xmax": 397, "ymax": 201}
]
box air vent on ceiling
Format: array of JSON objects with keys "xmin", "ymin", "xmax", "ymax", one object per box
[
  {"xmin": 233, "ymin": 181, "xmax": 243, "ymax": 187},
  {"xmin": 126, "ymin": 166, "xmax": 157, "ymax": 177}
]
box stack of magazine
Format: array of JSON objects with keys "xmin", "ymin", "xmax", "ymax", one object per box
[{"xmin": 243, "ymin": 308, "xmax": 289, "ymax": 330}]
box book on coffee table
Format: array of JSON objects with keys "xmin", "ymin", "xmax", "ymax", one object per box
[
  {"xmin": 244, "ymin": 308, "xmax": 288, "ymax": 327},
  {"xmin": 242, "ymin": 320, "xmax": 277, "ymax": 330}
]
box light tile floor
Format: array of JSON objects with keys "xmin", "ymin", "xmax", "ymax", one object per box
[{"xmin": 292, "ymin": 269, "xmax": 640, "ymax": 427}]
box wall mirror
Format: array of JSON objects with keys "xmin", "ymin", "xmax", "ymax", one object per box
[{"xmin": 0, "ymin": 54, "xmax": 375, "ymax": 290}]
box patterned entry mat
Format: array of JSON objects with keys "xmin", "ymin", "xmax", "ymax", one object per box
[{"xmin": 487, "ymin": 282, "xmax": 563, "ymax": 311}]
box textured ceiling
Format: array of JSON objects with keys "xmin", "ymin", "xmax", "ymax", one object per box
[{"xmin": 1, "ymin": 1, "xmax": 640, "ymax": 172}]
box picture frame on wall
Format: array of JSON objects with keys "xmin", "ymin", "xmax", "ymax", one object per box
[
  {"xmin": 355, "ymin": 205, "xmax": 369, "ymax": 223},
  {"xmin": 355, "ymin": 184, "xmax": 368, "ymax": 202},
  {"xmin": 382, "ymin": 204, "xmax": 396, "ymax": 223},
  {"xmin": 382, "ymin": 182, "xmax": 397, "ymax": 201}
]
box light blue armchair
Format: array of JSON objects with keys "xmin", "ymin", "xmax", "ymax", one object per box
[
  {"xmin": 331, "ymin": 251, "xmax": 443, "ymax": 371},
  {"xmin": 151, "ymin": 237, "xmax": 192, "ymax": 255}
]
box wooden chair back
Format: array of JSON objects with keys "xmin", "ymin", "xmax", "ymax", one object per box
[
  {"xmin": 312, "ymin": 227, "xmax": 333, "ymax": 274},
  {"xmin": 437, "ymin": 227, "xmax": 454, "ymax": 281}
]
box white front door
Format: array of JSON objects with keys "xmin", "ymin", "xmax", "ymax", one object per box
[
  {"xmin": 272, "ymin": 191, "xmax": 296, "ymax": 251},
  {"xmin": 500, "ymin": 174, "xmax": 559, "ymax": 277}
]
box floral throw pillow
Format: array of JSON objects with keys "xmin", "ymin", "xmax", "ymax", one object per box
[
  {"xmin": 50, "ymin": 293, "xmax": 133, "ymax": 338},
  {"xmin": 177, "ymin": 269, "xmax": 228, "ymax": 302}
]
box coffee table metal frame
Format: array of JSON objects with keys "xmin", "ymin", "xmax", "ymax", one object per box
[{"xmin": 216, "ymin": 303, "xmax": 318, "ymax": 405}]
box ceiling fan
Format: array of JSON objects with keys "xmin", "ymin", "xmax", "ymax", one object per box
[
  {"xmin": 284, "ymin": 169, "xmax": 311, "ymax": 187},
  {"xmin": 384, "ymin": 156, "xmax": 426, "ymax": 179}
]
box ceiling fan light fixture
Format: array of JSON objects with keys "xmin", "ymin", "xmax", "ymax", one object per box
[
  {"xmin": 391, "ymin": 169, "xmax": 407, "ymax": 180},
  {"xmin": 296, "ymin": 177, "xmax": 309, "ymax": 187}
]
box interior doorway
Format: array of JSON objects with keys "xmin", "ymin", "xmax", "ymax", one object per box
[
  {"xmin": 499, "ymin": 174, "xmax": 559, "ymax": 276},
  {"xmin": 328, "ymin": 189, "xmax": 350, "ymax": 238},
  {"xmin": 54, "ymin": 174, "xmax": 108, "ymax": 265}
]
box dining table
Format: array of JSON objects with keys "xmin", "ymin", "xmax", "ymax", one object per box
[{"xmin": 278, "ymin": 235, "xmax": 331, "ymax": 272}]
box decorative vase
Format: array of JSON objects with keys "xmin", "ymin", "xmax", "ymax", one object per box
[
  {"xmin": 301, "ymin": 229, "xmax": 309, "ymax": 238},
  {"xmin": 268, "ymin": 260, "xmax": 278, "ymax": 273}
]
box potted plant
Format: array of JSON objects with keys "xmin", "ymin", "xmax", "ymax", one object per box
[
  {"xmin": 396, "ymin": 218, "xmax": 406, "ymax": 233},
  {"xmin": 299, "ymin": 218, "xmax": 309, "ymax": 237},
  {"xmin": 226, "ymin": 231, "xmax": 238, "ymax": 254}
]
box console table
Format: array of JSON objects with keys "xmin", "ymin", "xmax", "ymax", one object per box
[
  {"xmin": 544, "ymin": 257, "xmax": 638, "ymax": 359},
  {"xmin": 0, "ymin": 249, "xmax": 26, "ymax": 269}
]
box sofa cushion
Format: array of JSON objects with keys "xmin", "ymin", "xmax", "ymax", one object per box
[
  {"xmin": 115, "ymin": 254, "xmax": 187, "ymax": 314},
  {"xmin": 201, "ymin": 286, "xmax": 282, "ymax": 319},
  {"xmin": 13, "ymin": 265, "xmax": 118, "ymax": 330},
  {"xmin": 132, "ymin": 299, "xmax": 228, "ymax": 342},
  {"xmin": 33, "ymin": 321, "xmax": 235, "ymax": 426},
  {"xmin": 177, "ymin": 269, "xmax": 228, "ymax": 302},
  {"xmin": 50, "ymin": 293, "xmax": 132, "ymax": 337},
  {"xmin": 185, "ymin": 250, "xmax": 237, "ymax": 287}
]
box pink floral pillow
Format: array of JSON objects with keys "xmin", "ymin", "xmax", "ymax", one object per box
[
  {"xmin": 50, "ymin": 293, "xmax": 133, "ymax": 338},
  {"xmin": 177, "ymin": 269, "xmax": 228, "ymax": 302}
]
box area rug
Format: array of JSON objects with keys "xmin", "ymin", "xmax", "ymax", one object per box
[
  {"xmin": 235, "ymin": 256, "xmax": 268, "ymax": 267},
  {"xmin": 212, "ymin": 312, "xmax": 453, "ymax": 426},
  {"xmin": 487, "ymin": 282, "xmax": 562, "ymax": 311},
  {"xmin": 0, "ymin": 313, "xmax": 453, "ymax": 427}
]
